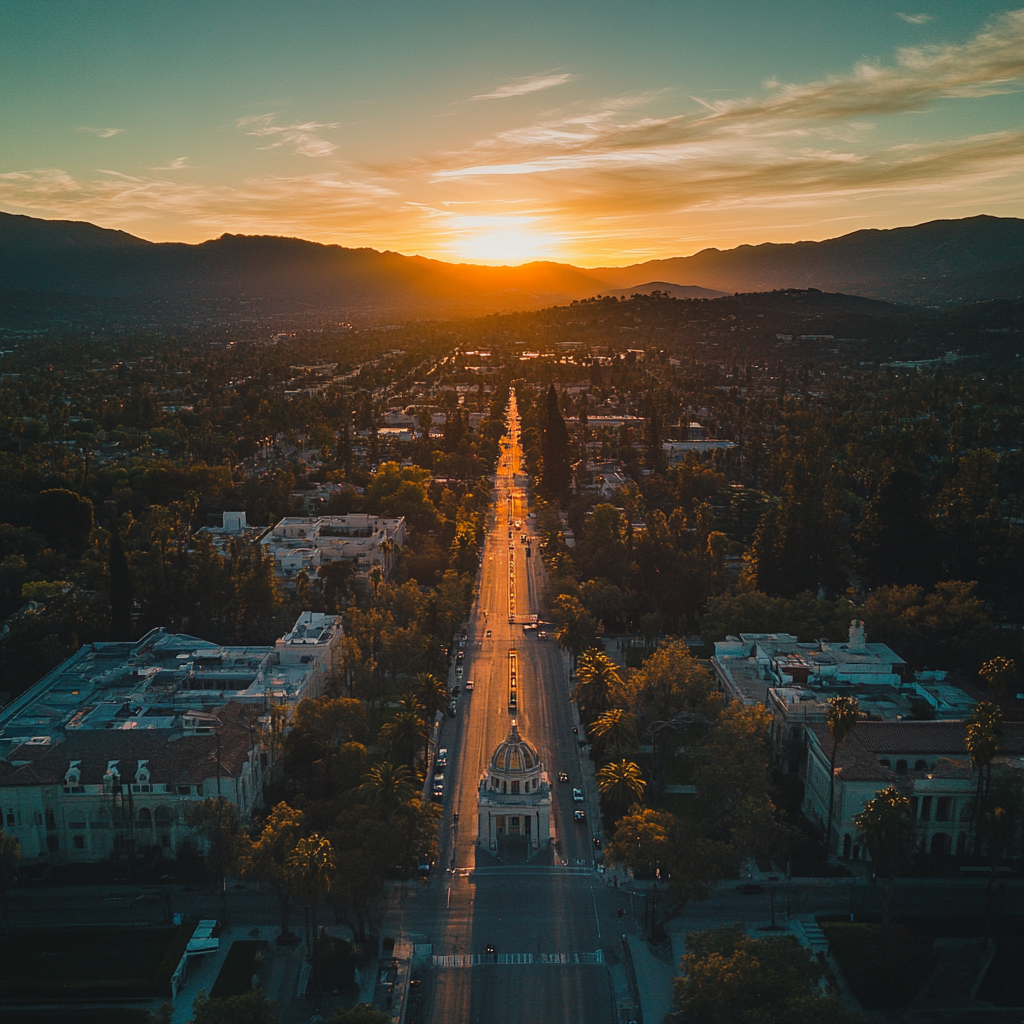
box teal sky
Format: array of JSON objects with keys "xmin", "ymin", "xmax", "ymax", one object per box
[{"xmin": 2, "ymin": 0, "xmax": 1022, "ymax": 264}]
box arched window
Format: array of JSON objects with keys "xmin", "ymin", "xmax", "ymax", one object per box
[
  {"xmin": 896, "ymin": 760, "xmax": 908, "ymax": 774},
  {"xmin": 914, "ymin": 760, "xmax": 927, "ymax": 772},
  {"xmin": 511, "ymin": 781, "xmax": 520, "ymax": 795},
  {"xmin": 137, "ymin": 807, "xmax": 152, "ymax": 830}
]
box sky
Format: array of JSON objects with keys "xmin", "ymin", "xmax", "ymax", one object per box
[{"xmin": 1, "ymin": 0, "xmax": 1022, "ymax": 266}]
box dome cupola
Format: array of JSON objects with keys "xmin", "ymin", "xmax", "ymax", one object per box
[{"xmin": 490, "ymin": 720, "xmax": 539, "ymax": 774}]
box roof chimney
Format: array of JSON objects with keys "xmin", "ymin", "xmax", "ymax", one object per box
[{"xmin": 848, "ymin": 619, "xmax": 867, "ymax": 652}]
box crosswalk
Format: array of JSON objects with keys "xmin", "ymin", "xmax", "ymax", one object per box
[{"xmin": 433, "ymin": 950, "xmax": 605, "ymax": 968}]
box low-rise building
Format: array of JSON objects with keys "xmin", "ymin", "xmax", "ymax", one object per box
[
  {"xmin": 260, "ymin": 514, "xmax": 405, "ymax": 583},
  {"xmin": 0, "ymin": 611, "xmax": 343, "ymax": 755},
  {"xmin": 195, "ymin": 511, "xmax": 266, "ymax": 556},
  {"xmin": 712, "ymin": 621, "xmax": 906, "ymax": 706},
  {"xmin": 0, "ymin": 702, "xmax": 265, "ymax": 864},
  {"xmin": 802, "ymin": 719, "xmax": 1024, "ymax": 861}
]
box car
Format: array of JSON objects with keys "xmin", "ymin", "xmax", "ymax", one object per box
[
  {"xmin": 485, "ymin": 943, "xmax": 496, "ymax": 955},
  {"xmin": 514, "ymin": 520, "xmax": 522, "ymax": 529},
  {"xmin": 572, "ymin": 788, "xmax": 584, "ymax": 802},
  {"xmin": 485, "ymin": 629, "xmax": 492, "ymax": 638},
  {"xmin": 521, "ymin": 534, "xmax": 527, "ymax": 543},
  {"xmin": 431, "ymin": 786, "xmax": 443, "ymax": 802},
  {"xmin": 558, "ymin": 772, "xmax": 569, "ymax": 783},
  {"xmin": 537, "ymin": 631, "xmax": 547, "ymax": 640},
  {"xmin": 465, "ymin": 679, "xmax": 474, "ymax": 691},
  {"xmin": 592, "ymin": 836, "xmax": 602, "ymax": 850},
  {"xmin": 448, "ymin": 703, "xmax": 457, "ymax": 718},
  {"xmin": 456, "ymin": 665, "xmax": 463, "ymax": 676},
  {"xmin": 435, "ymin": 748, "xmax": 448, "ymax": 769},
  {"xmin": 574, "ymin": 810, "xmax": 586, "ymax": 822}
]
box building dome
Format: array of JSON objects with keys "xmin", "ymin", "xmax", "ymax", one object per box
[{"xmin": 490, "ymin": 721, "xmax": 539, "ymax": 774}]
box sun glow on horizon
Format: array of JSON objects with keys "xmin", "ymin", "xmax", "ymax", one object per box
[{"xmin": 441, "ymin": 215, "xmax": 568, "ymax": 265}]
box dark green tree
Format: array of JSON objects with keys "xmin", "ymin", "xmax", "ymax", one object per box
[{"xmin": 540, "ymin": 384, "xmax": 571, "ymax": 502}]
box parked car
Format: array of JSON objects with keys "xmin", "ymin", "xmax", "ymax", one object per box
[
  {"xmin": 485, "ymin": 629, "xmax": 492, "ymax": 638},
  {"xmin": 592, "ymin": 836, "xmax": 602, "ymax": 849},
  {"xmin": 465, "ymin": 679, "xmax": 474, "ymax": 691},
  {"xmin": 435, "ymin": 748, "xmax": 448, "ymax": 769},
  {"xmin": 558, "ymin": 772, "xmax": 568, "ymax": 783},
  {"xmin": 572, "ymin": 788, "xmax": 584, "ymax": 802},
  {"xmin": 448, "ymin": 702, "xmax": 457, "ymax": 717},
  {"xmin": 574, "ymin": 810, "xmax": 586, "ymax": 822}
]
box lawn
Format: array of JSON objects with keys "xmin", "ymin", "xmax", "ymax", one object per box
[
  {"xmin": 0, "ymin": 923, "xmax": 194, "ymax": 1000},
  {"xmin": 210, "ymin": 940, "xmax": 268, "ymax": 999},
  {"xmin": 976, "ymin": 937, "xmax": 1024, "ymax": 1007},
  {"xmin": 819, "ymin": 921, "xmax": 935, "ymax": 1009}
]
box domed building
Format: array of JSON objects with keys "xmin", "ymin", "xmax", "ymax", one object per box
[{"xmin": 478, "ymin": 721, "xmax": 551, "ymax": 852}]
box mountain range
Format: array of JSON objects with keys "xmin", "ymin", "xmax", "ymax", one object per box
[{"xmin": 0, "ymin": 211, "xmax": 1021, "ymax": 316}]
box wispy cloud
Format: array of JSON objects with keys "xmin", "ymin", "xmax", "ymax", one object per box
[
  {"xmin": 150, "ymin": 157, "xmax": 190, "ymax": 170},
  {"xmin": 76, "ymin": 127, "xmax": 122, "ymax": 138},
  {"xmin": 897, "ymin": 12, "xmax": 933, "ymax": 25},
  {"xmin": 235, "ymin": 114, "xmax": 340, "ymax": 157},
  {"xmin": 471, "ymin": 72, "xmax": 574, "ymax": 101}
]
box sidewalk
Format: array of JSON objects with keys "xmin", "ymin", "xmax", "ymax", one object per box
[
  {"xmin": 625, "ymin": 933, "xmax": 676, "ymax": 1024},
  {"xmin": 170, "ymin": 925, "xmax": 306, "ymax": 1024}
]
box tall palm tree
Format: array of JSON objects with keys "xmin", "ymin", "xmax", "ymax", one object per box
[
  {"xmin": 966, "ymin": 701, "xmax": 1003, "ymax": 855},
  {"xmin": 378, "ymin": 709, "xmax": 428, "ymax": 771},
  {"xmin": 825, "ymin": 695, "xmax": 860, "ymax": 858},
  {"xmin": 285, "ymin": 832, "xmax": 336, "ymax": 971},
  {"xmin": 358, "ymin": 761, "xmax": 418, "ymax": 812},
  {"xmin": 415, "ymin": 672, "xmax": 448, "ymax": 722},
  {"xmin": 596, "ymin": 759, "xmax": 647, "ymax": 813},
  {"xmin": 573, "ymin": 650, "xmax": 623, "ymax": 724},
  {"xmin": 854, "ymin": 785, "xmax": 916, "ymax": 926},
  {"xmin": 590, "ymin": 708, "xmax": 638, "ymax": 755}
]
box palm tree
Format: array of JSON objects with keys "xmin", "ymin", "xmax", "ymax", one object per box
[
  {"xmin": 285, "ymin": 833, "xmax": 336, "ymax": 974},
  {"xmin": 855, "ymin": 785, "xmax": 916, "ymax": 926},
  {"xmin": 590, "ymin": 708, "xmax": 638, "ymax": 755},
  {"xmin": 825, "ymin": 695, "xmax": 860, "ymax": 858},
  {"xmin": 378, "ymin": 709, "xmax": 428, "ymax": 771},
  {"xmin": 966, "ymin": 701, "xmax": 1003, "ymax": 855},
  {"xmin": 596, "ymin": 759, "xmax": 647, "ymax": 813},
  {"xmin": 358, "ymin": 761, "xmax": 418, "ymax": 812},
  {"xmin": 415, "ymin": 672, "xmax": 448, "ymax": 722},
  {"xmin": 573, "ymin": 650, "xmax": 623, "ymax": 724}
]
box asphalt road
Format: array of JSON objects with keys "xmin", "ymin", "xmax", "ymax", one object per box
[{"xmin": 424, "ymin": 394, "xmax": 618, "ymax": 1024}]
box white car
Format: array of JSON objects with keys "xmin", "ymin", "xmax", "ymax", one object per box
[
  {"xmin": 572, "ymin": 788, "xmax": 584, "ymax": 802},
  {"xmin": 465, "ymin": 680, "xmax": 474, "ymax": 691}
]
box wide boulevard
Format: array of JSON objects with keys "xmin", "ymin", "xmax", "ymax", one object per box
[{"xmin": 392, "ymin": 392, "xmax": 619, "ymax": 1023}]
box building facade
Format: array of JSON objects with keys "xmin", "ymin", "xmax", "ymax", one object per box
[{"xmin": 478, "ymin": 722, "xmax": 551, "ymax": 852}]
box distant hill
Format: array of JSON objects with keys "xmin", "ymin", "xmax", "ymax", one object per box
[
  {"xmin": 0, "ymin": 211, "xmax": 1020, "ymax": 315},
  {"xmin": 594, "ymin": 216, "xmax": 1024, "ymax": 305},
  {"xmin": 601, "ymin": 281, "xmax": 726, "ymax": 300}
]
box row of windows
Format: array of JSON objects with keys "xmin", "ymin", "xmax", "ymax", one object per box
[
  {"xmin": 489, "ymin": 777, "xmax": 539, "ymax": 794},
  {"xmin": 878, "ymin": 758, "xmax": 930, "ymax": 773},
  {"xmin": 62, "ymin": 784, "xmax": 200, "ymax": 796}
]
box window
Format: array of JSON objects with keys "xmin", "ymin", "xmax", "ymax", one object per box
[
  {"xmin": 46, "ymin": 835, "xmax": 59, "ymax": 853},
  {"xmin": 880, "ymin": 759, "xmax": 891, "ymax": 768},
  {"xmin": 45, "ymin": 809, "xmax": 56, "ymax": 830},
  {"xmin": 936, "ymin": 797, "xmax": 951, "ymax": 822},
  {"xmin": 131, "ymin": 784, "xmax": 152, "ymax": 794},
  {"xmin": 896, "ymin": 760, "xmax": 908, "ymax": 774},
  {"xmin": 73, "ymin": 835, "xmax": 86, "ymax": 850},
  {"xmin": 177, "ymin": 786, "xmax": 193, "ymax": 796},
  {"xmin": 5, "ymin": 810, "xmax": 14, "ymax": 828},
  {"xmin": 920, "ymin": 796, "xmax": 932, "ymax": 822},
  {"xmin": 910, "ymin": 796, "xmax": 919, "ymax": 818},
  {"xmin": 915, "ymin": 760, "xmax": 928, "ymax": 772},
  {"xmin": 511, "ymin": 781, "xmax": 519, "ymax": 795},
  {"xmin": 63, "ymin": 786, "xmax": 85, "ymax": 794}
]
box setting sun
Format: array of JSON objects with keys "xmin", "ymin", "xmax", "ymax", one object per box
[{"xmin": 444, "ymin": 217, "xmax": 566, "ymax": 265}]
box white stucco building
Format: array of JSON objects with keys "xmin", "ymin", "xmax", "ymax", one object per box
[{"xmin": 478, "ymin": 721, "xmax": 551, "ymax": 853}]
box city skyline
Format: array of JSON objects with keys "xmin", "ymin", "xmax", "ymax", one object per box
[{"xmin": 1, "ymin": 0, "xmax": 1023, "ymax": 264}]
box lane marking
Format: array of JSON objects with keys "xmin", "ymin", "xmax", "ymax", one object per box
[{"xmin": 433, "ymin": 951, "xmax": 605, "ymax": 968}]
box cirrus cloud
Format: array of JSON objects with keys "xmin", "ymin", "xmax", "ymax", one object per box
[
  {"xmin": 472, "ymin": 72, "xmax": 574, "ymax": 101},
  {"xmin": 236, "ymin": 113, "xmax": 340, "ymax": 157}
]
